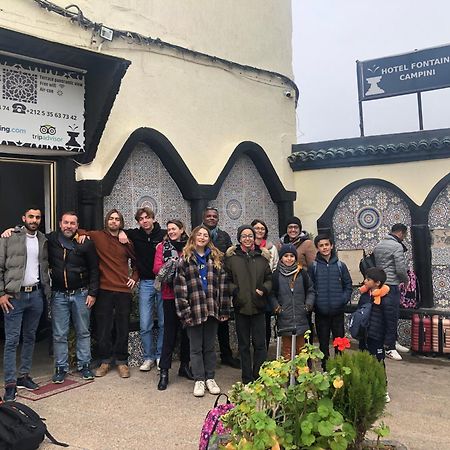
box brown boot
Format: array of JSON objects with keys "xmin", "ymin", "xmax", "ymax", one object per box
[
  {"xmin": 95, "ymin": 363, "xmax": 110, "ymax": 377},
  {"xmin": 117, "ymin": 364, "xmax": 130, "ymax": 378}
]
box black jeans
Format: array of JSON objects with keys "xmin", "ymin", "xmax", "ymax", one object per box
[
  {"xmin": 235, "ymin": 312, "xmax": 267, "ymax": 384},
  {"xmin": 94, "ymin": 290, "xmax": 132, "ymax": 365},
  {"xmin": 384, "ymin": 285, "xmax": 400, "ymax": 350},
  {"xmin": 187, "ymin": 317, "xmax": 219, "ymax": 381},
  {"xmin": 159, "ymin": 299, "xmax": 190, "ymax": 370},
  {"xmin": 217, "ymin": 319, "xmax": 234, "ymax": 360},
  {"xmin": 315, "ymin": 311, "xmax": 345, "ymax": 369}
]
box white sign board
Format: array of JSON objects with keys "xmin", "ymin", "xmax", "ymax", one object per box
[{"xmin": 0, "ymin": 60, "xmax": 85, "ymax": 152}]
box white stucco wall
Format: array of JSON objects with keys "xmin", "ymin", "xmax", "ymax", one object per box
[{"xmin": 1, "ymin": 0, "xmax": 296, "ymax": 189}]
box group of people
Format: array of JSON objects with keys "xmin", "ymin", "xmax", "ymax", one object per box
[{"xmin": 0, "ymin": 204, "xmax": 409, "ymax": 401}]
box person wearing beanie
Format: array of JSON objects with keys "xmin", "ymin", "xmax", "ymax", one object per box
[
  {"xmin": 270, "ymin": 244, "xmax": 315, "ymax": 359},
  {"xmin": 277, "ymin": 216, "xmax": 316, "ymax": 268},
  {"xmin": 224, "ymin": 225, "xmax": 272, "ymax": 384},
  {"xmin": 357, "ymin": 267, "xmax": 391, "ymax": 402}
]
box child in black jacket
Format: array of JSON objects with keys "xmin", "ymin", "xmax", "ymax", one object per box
[
  {"xmin": 358, "ymin": 266, "xmax": 391, "ymax": 402},
  {"xmin": 270, "ymin": 244, "xmax": 315, "ymax": 359}
]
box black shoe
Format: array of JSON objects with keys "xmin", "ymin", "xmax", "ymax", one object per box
[
  {"xmin": 158, "ymin": 369, "xmax": 169, "ymax": 391},
  {"xmin": 17, "ymin": 375, "xmax": 39, "ymax": 391},
  {"xmin": 178, "ymin": 364, "xmax": 194, "ymax": 380},
  {"xmin": 4, "ymin": 384, "xmax": 17, "ymax": 401},
  {"xmin": 52, "ymin": 367, "xmax": 66, "ymax": 384},
  {"xmin": 222, "ymin": 357, "xmax": 241, "ymax": 369},
  {"xmin": 80, "ymin": 364, "xmax": 95, "ymax": 380}
]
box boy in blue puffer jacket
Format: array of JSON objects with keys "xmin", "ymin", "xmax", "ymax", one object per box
[{"xmin": 308, "ymin": 234, "xmax": 353, "ymax": 370}]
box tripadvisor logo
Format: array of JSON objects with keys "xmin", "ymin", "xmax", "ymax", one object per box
[{"xmin": 33, "ymin": 124, "xmax": 63, "ymax": 142}]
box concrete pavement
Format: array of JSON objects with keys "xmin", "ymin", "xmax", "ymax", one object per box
[{"xmin": 1, "ymin": 341, "xmax": 449, "ymax": 450}]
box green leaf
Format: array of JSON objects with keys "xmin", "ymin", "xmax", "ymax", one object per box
[
  {"xmin": 300, "ymin": 420, "xmax": 313, "ymax": 434},
  {"xmin": 317, "ymin": 420, "xmax": 334, "ymax": 436},
  {"xmin": 300, "ymin": 432, "xmax": 316, "ymax": 446}
]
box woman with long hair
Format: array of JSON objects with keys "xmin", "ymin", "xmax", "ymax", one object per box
[
  {"xmin": 153, "ymin": 220, "xmax": 190, "ymax": 390},
  {"xmin": 175, "ymin": 225, "xmax": 231, "ymax": 397},
  {"xmin": 251, "ymin": 219, "xmax": 279, "ymax": 349}
]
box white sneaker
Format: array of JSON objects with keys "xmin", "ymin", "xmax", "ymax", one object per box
[
  {"xmin": 139, "ymin": 360, "xmax": 155, "ymax": 371},
  {"xmin": 206, "ymin": 379, "xmax": 221, "ymax": 395},
  {"xmin": 395, "ymin": 342, "xmax": 410, "ymax": 353},
  {"xmin": 193, "ymin": 380, "xmax": 205, "ymax": 397},
  {"xmin": 385, "ymin": 392, "xmax": 391, "ymax": 403},
  {"xmin": 386, "ymin": 349, "xmax": 402, "ymax": 361},
  {"xmin": 156, "ymin": 358, "xmax": 161, "ymax": 371}
]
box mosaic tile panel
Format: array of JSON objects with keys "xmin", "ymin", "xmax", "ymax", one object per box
[
  {"xmin": 332, "ymin": 185, "xmax": 413, "ymax": 266},
  {"xmin": 104, "ymin": 143, "xmax": 191, "ymax": 230},
  {"xmin": 209, "ymin": 155, "xmax": 279, "ymax": 243},
  {"xmin": 429, "ymin": 183, "xmax": 450, "ymax": 309}
]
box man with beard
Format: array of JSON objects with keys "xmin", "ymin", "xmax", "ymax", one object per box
[
  {"xmin": 120, "ymin": 208, "xmax": 166, "ymax": 371},
  {"xmin": 202, "ymin": 207, "xmax": 240, "ymax": 368},
  {"xmin": 0, "ymin": 207, "xmax": 51, "ymax": 401},
  {"xmin": 46, "ymin": 212, "xmax": 99, "ymax": 383},
  {"xmin": 81, "ymin": 209, "xmax": 138, "ymax": 378}
]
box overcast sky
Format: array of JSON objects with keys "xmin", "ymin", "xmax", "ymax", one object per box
[{"xmin": 292, "ymin": 0, "xmax": 450, "ymax": 143}]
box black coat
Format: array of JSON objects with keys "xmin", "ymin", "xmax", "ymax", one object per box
[
  {"xmin": 125, "ymin": 223, "xmax": 166, "ymax": 279},
  {"xmin": 209, "ymin": 227, "xmax": 232, "ymax": 254},
  {"xmin": 308, "ymin": 254, "xmax": 353, "ymax": 316},
  {"xmin": 47, "ymin": 231, "xmax": 99, "ymax": 296},
  {"xmin": 358, "ymin": 290, "xmax": 396, "ymax": 343},
  {"xmin": 270, "ymin": 268, "xmax": 315, "ymax": 336}
]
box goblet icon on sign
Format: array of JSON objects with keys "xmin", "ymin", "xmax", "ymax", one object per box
[{"xmin": 365, "ymin": 76, "xmax": 385, "ymax": 95}]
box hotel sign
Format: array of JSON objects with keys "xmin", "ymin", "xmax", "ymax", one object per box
[
  {"xmin": 0, "ymin": 59, "xmax": 85, "ymax": 152},
  {"xmin": 357, "ymin": 44, "xmax": 450, "ymax": 101}
]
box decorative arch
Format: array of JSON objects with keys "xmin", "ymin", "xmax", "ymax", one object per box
[{"xmin": 317, "ymin": 178, "xmax": 419, "ymax": 234}]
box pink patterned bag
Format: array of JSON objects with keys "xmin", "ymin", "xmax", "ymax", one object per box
[
  {"xmin": 199, "ymin": 394, "xmax": 234, "ymax": 450},
  {"xmin": 400, "ymin": 269, "xmax": 420, "ymax": 309}
]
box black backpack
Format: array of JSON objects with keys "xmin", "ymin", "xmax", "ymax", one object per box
[
  {"xmin": 359, "ymin": 250, "xmax": 376, "ymax": 277},
  {"xmin": 0, "ymin": 401, "xmax": 68, "ymax": 450},
  {"xmin": 349, "ymin": 301, "xmax": 373, "ymax": 340}
]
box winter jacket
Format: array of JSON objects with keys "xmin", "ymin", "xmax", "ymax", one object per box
[
  {"xmin": 373, "ymin": 234, "xmax": 408, "ymax": 286},
  {"xmin": 0, "ymin": 228, "xmax": 51, "ymax": 298},
  {"xmin": 265, "ymin": 241, "xmax": 279, "ymax": 272},
  {"xmin": 46, "ymin": 231, "xmax": 99, "ymax": 296},
  {"xmin": 224, "ymin": 245, "xmax": 272, "ymax": 316},
  {"xmin": 153, "ymin": 241, "xmax": 182, "ymax": 300},
  {"xmin": 207, "ymin": 227, "xmax": 232, "ymax": 254},
  {"xmin": 175, "ymin": 254, "xmax": 230, "ymax": 327},
  {"xmin": 270, "ymin": 268, "xmax": 315, "ymax": 336},
  {"xmin": 125, "ymin": 223, "xmax": 166, "ymax": 280},
  {"xmin": 277, "ymin": 232, "xmax": 316, "ymax": 267},
  {"xmin": 308, "ymin": 254, "xmax": 353, "ymax": 316},
  {"xmin": 358, "ymin": 288, "xmax": 395, "ymax": 342}
]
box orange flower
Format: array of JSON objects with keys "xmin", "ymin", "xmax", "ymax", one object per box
[{"xmin": 333, "ymin": 337, "xmax": 351, "ymax": 351}]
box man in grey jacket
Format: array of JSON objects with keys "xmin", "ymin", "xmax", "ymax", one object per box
[
  {"xmin": 0, "ymin": 207, "xmax": 51, "ymax": 401},
  {"xmin": 373, "ymin": 223, "xmax": 409, "ymax": 361}
]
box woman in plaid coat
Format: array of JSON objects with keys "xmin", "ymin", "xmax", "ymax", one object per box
[{"xmin": 175, "ymin": 225, "xmax": 231, "ymax": 397}]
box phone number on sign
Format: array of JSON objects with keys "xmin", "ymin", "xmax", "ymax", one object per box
[{"xmin": 27, "ymin": 109, "xmax": 78, "ymax": 120}]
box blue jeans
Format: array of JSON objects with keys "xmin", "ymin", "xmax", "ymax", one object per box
[
  {"xmin": 3, "ymin": 289, "xmax": 44, "ymax": 385},
  {"xmin": 139, "ymin": 279, "xmax": 164, "ymax": 360},
  {"xmin": 52, "ymin": 289, "xmax": 91, "ymax": 371}
]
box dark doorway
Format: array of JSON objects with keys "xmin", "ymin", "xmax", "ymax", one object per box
[{"xmin": 0, "ymin": 159, "xmax": 54, "ymax": 232}]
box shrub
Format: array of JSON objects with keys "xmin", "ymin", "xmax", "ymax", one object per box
[{"xmin": 327, "ymin": 350, "xmax": 387, "ymax": 449}]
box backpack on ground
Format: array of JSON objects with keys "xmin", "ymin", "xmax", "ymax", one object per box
[
  {"xmin": 359, "ymin": 250, "xmax": 376, "ymax": 278},
  {"xmin": 0, "ymin": 401, "xmax": 68, "ymax": 450},
  {"xmin": 199, "ymin": 394, "xmax": 234, "ymax": 450},
  {"xmin": 349, "ymin": 302, "xmax": 372, "ymax": 340},
  {"xmin": 400, "ymin": 269, "xmax": 420, "ymax": 309}
]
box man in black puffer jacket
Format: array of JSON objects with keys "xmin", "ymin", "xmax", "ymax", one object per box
[
  {"xmin": 308, "ymin": 234, "xmax": 353, "ymax": 370},
  {"xmin": 46, "ymin": 211, "xmax": 99, "ymax": 383}
]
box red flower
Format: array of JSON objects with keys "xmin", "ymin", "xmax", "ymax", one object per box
[{"xmin": 333, "ymin": 337, "xmax": 351, "ymax": 351}]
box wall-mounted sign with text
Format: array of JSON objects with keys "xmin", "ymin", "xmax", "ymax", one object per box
[
  {"xmin": 0, "ymin": 59, "xmax": 85, "ymax": 152},
  {"xmin": 357, "ymin": 44, "xmax": 450, "ymax": 101}
]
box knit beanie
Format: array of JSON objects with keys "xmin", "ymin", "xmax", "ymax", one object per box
[
  {"xmin": 285, "ymin": 216, "xmax": 302, "ymax": 230},
  {"xmin": 237, "ymin": 225, "xmax": 255, "ymax": 242},
  {"xmin": 278, "ymin": 244, "xmax": 298, "ymax": 260}
]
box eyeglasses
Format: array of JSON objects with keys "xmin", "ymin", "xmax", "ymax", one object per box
[
  {"xmin": 287, "ymin": 225, "xmax": 300, "ymax": 230},
  {"xmin": 240, "ymin": 234, "xmax": 254, "ymax": 239},
  {"xmin": 253, "ymin": 226, "xmax": 266, "ymax": 231}
]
